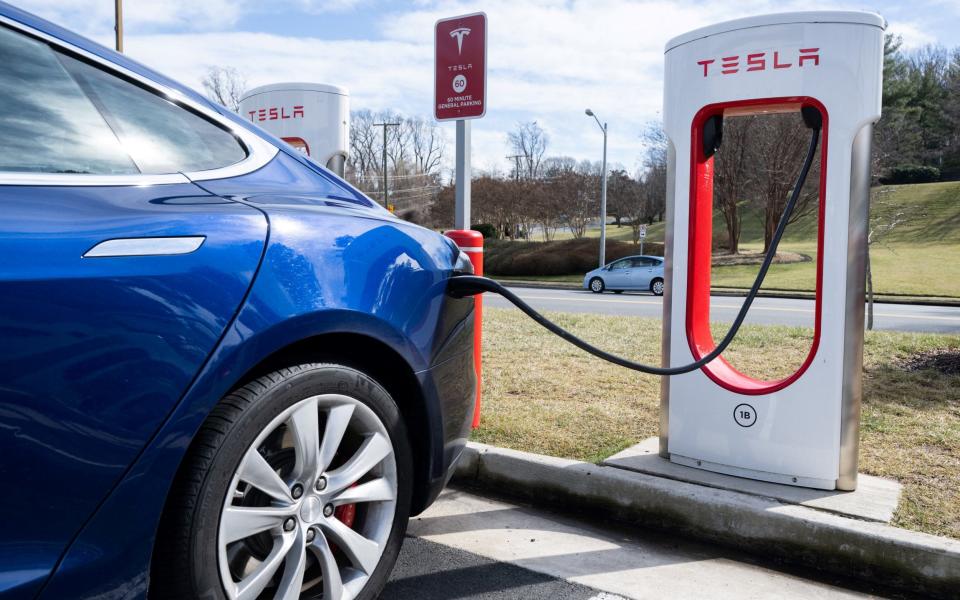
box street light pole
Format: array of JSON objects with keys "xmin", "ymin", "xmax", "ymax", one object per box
[{"xmin": 586, "ymin": 109, "xmax": 608, "ymax": 268}]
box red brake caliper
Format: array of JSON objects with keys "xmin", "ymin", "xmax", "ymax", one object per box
[
  {"xmin": 333, "ymin": 483, "xmax": 357, "ymax": 528},
  {"xmin": 334, "ymin": 503, "xmax": 356, "ymax": 528}
]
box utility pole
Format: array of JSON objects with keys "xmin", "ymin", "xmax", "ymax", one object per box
[
  {"xmin": 114, "ymin": 0, "xmax": 123, "ymax": 52},
  {"xmin": 585, "ymin": 108, "xmax": 608, "ymax": 268},
  {"xmin": 373, "ymin": 122, "xmax": 400, "ymax": 208},
  {"xmin": 506, "ymin": 154, "xmax": 525, "ymax": 181}
]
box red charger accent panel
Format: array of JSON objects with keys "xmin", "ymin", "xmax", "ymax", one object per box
[{"xmin": 686, "ymin": 97, "xmax": 828, "ymax": 395}]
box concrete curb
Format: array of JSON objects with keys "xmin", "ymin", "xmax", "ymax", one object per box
[{"xmin": 453, "ymin": 442, "xmax": 960, "ymax": 598}]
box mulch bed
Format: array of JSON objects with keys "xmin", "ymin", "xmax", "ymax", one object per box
[{"xmin": 901, "ymin": 349, "xmax": 960, "ymax": 376}]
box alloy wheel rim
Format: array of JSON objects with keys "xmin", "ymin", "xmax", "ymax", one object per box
[
  {"xmin": 217, "ymin": 394, "xmax": 398, "ymax": 600},
  {"xmin": 653, "ymin": 281, "xmax": 663, "ymax": 294},
  {"xmin": 591, "ymin": 279, "xmax": 602, "ymax": 291}
]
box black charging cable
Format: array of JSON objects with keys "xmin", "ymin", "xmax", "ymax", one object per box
[{"xmin": 447, "ymin": 107, "xmax": 822, "ymax": 375}]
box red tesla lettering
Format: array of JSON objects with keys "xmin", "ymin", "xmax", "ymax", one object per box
[
  {"xmin": 799, "ymin": 48, "xmax": 820, "ymax": 67},
  {"xmin": 746, "ymin": 52, "xmax": 765, "ymax": 71},
  {"xmin": 293, "ymin": 105, "xmax": 304, "ymax": 118},
  {"xmin": 247, "ymin": 110, "xmax": 256, "ymax": 121},
  {"xmin": 699, "ymin": 48, "xmax": 819, "ymax": 76},
  {"xmin": 721, "ymin": 56, "xmax": 739, "ymax": 74},
  {"xmin": 697, "ymin": 59, "xmax": 715, "ymax": 77},
  {"xmin": 269, "ymin": 107, "xmax": 279, "ymax": 120},
  {"xmin": 257, "ymin": 108, "xmax": 267, "ymax": 121},
  {"xmin": 773, "ymin": 51, "xmax": 791, "ymax": 69}
]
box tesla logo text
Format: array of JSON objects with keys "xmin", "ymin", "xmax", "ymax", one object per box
[
  {"xmin": 697, "ymin": 48, "xmax": 819, "ymax": 77},
  {"xmin": 450, "ymin": 27, "xmax": 471, "ymax": 54},
  {"xmin": 247, "ymin": 105, "xmax": 305, "ymax": 122}
]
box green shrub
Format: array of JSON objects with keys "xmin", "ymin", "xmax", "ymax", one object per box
[
  {"xmin": 472, "ymin": 223, "xmax": 498, "ymax": 239},
  {"xmin": 882, "ymin": 165, "xmax": 940, "ymax": 185},
  {"xmin": 485, "ymin": 238, "xmax": 664, "ymax": 276}
]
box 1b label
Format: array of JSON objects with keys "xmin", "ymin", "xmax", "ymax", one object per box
[{"xmin": 733, "ymin": 403, "xmax": 757, "ymax": 427}]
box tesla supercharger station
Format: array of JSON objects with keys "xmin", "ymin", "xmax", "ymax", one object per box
[
  {"xmin": 239, "ymin": 83, "xmax": 350, "ymax": 176},
  {"xmin": 660, "ymin": 12, "xmax": 885, "ymax": 490}
]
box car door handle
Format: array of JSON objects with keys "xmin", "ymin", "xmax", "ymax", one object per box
[{"xmin": 83, "ymin": 236, "xmax": 206, "ymax": 258}]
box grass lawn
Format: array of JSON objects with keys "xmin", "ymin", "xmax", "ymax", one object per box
[
  {"xmin": 517, "ymin": 181, "xmax": 960, "ymax": 298},
  {"xmin": 473, "ymin": 306, "xmax": 960, "ymax": 540}
]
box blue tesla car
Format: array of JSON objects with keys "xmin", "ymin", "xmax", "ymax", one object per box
[
  {"xmin": 583, "ymin": 255, "xmax": 665, "ymax": 295},
  {"xmin": 0, "ymin": 4, "xmax": 477, "ymax": 599}
]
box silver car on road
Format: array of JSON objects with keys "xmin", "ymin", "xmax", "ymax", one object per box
[{"xmin": 583, "ymin": 255, "xmax": 665, "ymax": 295}]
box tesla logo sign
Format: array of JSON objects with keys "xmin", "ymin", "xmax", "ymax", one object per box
[
  {"xmin": 435, "ymin": 12, "xmax": 486, "ymax": 121},
  {"xmin": 697, "ymin": 48, "xmax": 820, "ymax": 77},
  {"xmin": 450, "ymin": 27, "xmax": 471, "ymax": 54},
  {"xmin": 246, "ymin": 105, "xmax": 305, "ymax": 122}
]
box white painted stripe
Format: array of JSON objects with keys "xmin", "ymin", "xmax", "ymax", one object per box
[
  {"xmin": 458, "ymin": 246, "xmax": 484, "ymax": 253},
  {"xmin": 84, "ymin": 236, "xmax": 205, "ymax": 258},
  {"xmin": 492, "ymin": 292, "xmax": 960, "ymax": 322}
]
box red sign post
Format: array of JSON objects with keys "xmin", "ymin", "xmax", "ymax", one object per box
[{"xmin": 434, "ymin": 12, "xmax": 486, "ymax": 121}]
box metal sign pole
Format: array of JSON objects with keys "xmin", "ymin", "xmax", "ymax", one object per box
[
  {"xmin": 114, "ymin": 0, "xmax": 123, "ymax": 52},
  {"xmin": 455, "ymin": 119, "xmax": 472, "ymax": 229}
]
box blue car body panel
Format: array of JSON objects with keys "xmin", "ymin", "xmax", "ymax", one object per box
[
  {"xmin": 0, "ymin": 3, "xmax": 476, "ymax": 599},
  {"xmin": 0, "ymin": 182, "xmax": 266, "ymax": 599},
  {"xmin": 36, "ymin": 160, "xmax": 475, "ymax": 598}
]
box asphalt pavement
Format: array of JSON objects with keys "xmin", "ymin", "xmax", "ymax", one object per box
[
  {"xmin": 385, "ymin": 489, "xmax": 891, "ymax": 600},
  {"xmin": 482, "ymin": 286, "xmax": 960, "ymax": 333}
]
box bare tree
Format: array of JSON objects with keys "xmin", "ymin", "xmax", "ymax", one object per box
[
  {"xmin": 201, "ymin": 66, "xmax": 246, "ymax": 112},
  {"xmin": 345, "ymin": 110, "xmax": 445, "ymax": 220},
  {"xmin": 507, "ymin": 121, "xmax": 549, "ymax": 178},
  {"xmin": 639, "ymin": 122, "xmax": 668, "ymax": 221},
  {"xmin": 408, "ymin": 116, "xmax": 445, "ymax": 175},
  {"xmin": 606, "ymin": 169, "xmax": 633, "ymax": 227},
  {"xmin": 558, "ymin": 160, "xmax": 600, "ymax": 239},
  {"xmin": 749, "ymin": 113, "xmax": 821, "ymax": 252},
  {"xmin": 713, "ymin": 115, "xmax": 757, "ymax": 254}
]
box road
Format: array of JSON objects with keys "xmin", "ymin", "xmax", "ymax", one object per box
[
  {"xmin": 384, "ymin": 489, "xmax": 891, "ymax": 599},
  {"xmin": 482, "ymin": 286, "xmax": 960, "ymax": 334}
]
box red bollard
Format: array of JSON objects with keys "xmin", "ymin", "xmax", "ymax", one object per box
[{"xmin": 445, "ymin": 230, "xmax": 484, "ymax": 428}]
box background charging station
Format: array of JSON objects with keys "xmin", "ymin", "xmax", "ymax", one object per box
[
  {"xmin": 239, "ymin": 82, "xmax": 350, "ymax": 176},
  {"xmin": 659, "ymin": 12, "xmax": 886, "ymax": 491}
]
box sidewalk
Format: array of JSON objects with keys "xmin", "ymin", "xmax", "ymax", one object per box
[{"xmin": 453, "ymin": 443, "xmax": 960, "ymax": 599}]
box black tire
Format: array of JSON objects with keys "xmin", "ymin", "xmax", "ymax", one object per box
[
  {"xmin": 650, "ymin": 278, "xmax": 665, "ymax": 296},
  {"xmin": 152, "ymin": 363, "xmax": 413, "ymax": 600},
  {"xmin": 589, "ymin": 277, "xmax": 605, "ymax": 293}
]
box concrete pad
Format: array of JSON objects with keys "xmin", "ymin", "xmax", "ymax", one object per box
[
  {"xmin": 453, "ymin": 442, "xmax": 960, "ymax": 599},
  {"xmin": 602, "ymin": 437, "xmax": 901, "ymax": 523},
  {"xmin": 410, "ymin": 489, "xmax": 875, "ymax": 599}
]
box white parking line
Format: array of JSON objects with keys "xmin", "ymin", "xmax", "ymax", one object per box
[
  {"xmin": 494, "ymin": 293, "xmax": 960, "ymax": 322},
  {"xmin": 410, "ymin": 490, "xmax": 872, "ymax": 599}
]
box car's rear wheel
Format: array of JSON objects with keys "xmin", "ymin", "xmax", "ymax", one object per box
[
  {"xmin": 651, "ymin": 278, "xmax": 665, "ymax": 296},
  {"xmin": 153, "ymin": 363, "xmax": 412, "ymax": 600},
  {"xmin": 589, "ymin": 277, "xmax": 605, "ymax": 293}
]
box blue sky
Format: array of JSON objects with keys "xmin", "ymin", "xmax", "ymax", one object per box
[{"xmin": 15, "ymin": 0, "xmax": 960, "ymax": 175}]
